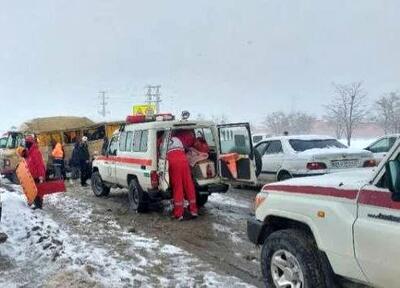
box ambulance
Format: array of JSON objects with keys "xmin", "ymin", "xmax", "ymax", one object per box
[{"xmin": 91, "ymin": 112, "xmax": 259, "ymax": 212}]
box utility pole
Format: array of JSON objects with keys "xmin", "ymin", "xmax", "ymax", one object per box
[
  {"xmin": 145, "ymin": 85, "xmax": 162, "ymax": 113},
  {"xmin": 98, "ymin": 91, "xmax": 109, "ymax": 118}
]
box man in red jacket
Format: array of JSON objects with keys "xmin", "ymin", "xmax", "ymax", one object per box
[
  {"xmin": 167, "ymin": 136, "xmax": 198, "ymax": 220},
  {"xmin": 25, "ymin": 136, "xmax": 46, "ymax": 209}
]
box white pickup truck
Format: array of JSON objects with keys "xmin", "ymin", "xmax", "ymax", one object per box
[{"xmin": 248, "ymin": 139, "xmax": 400, "ymax": 288}]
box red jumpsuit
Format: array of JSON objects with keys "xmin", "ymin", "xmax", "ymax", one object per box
[
  {"xmin": 25, "ymin": 137, "xmax": 46, "ymax": 206},
  {"xmin": 167, "ymin": 137, "xmax": 198, "ymax": 219}
]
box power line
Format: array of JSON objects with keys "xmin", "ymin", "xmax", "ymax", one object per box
[{"xmin": 98, "ymin": 91, "xmax": 109, "ymax": 117}]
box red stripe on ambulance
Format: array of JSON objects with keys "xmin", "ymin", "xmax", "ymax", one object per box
[
  {"xmin": 263, "ymin": 185, "xmax": 358, "ymax": 200},
  {"xmin": 263, "ymin": 185, "xmax": 400, "ymax": 210},
  {"xmin": 96, "ymin": 156, "xmax": 152, "ymax": 166}
]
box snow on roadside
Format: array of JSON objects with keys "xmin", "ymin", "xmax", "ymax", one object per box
[
  {"xmin": 0, "ymin": 186, "xmax": 255, "ymax": 288},
  {"xmin": 208, "ymin": 193, "xmax": 251, "ymax": 210}
]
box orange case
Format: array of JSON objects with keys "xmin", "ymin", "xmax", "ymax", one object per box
[{"xmin": 16, "ymin": 159, "xmax": 38, "ymax": 205}]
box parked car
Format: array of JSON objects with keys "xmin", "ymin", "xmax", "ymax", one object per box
[
  {"xmin": 248, "ymin": 137, "xmax": 400, "ymax": 288},
  {"xmin": 365, "ymin": 134, "xmax": 400, "ymax": 164},
  {"xmin": 91, "ymin": 114, "xmax": 258, "ymax": 212},
  {"xmin": 252, "ymin": 133, "xmax": 271, "ymax": 145},
  {"xmin": 255, "ymin": 135, "xmax": 376, "ymax": 183}
]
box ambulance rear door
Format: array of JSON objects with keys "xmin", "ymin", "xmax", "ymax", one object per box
[
  {"xmin": 217, "ymin": 123, "xmax": 257, "ymax": 185},
  {"xmin": 157, "ymin": 129, "xmax": 171, "ymax": 192}
]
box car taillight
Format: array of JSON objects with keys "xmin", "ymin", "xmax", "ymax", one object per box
[
  {"xmin": 306, "ymin": 162, "xmax": 327, "ymax": 170},
  {"xmin": 150, "ymin": 170, "xmax": 159, "ymax": 189},
  {"xmin": 363, "ymin": 159, "xmax": 377, "ymax": 167}
]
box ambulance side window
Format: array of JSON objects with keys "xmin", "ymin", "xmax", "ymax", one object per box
[
  {"xmin": 132, "ymin": 131, "xmax": 142, "ymax": 152},
  {"xmin": 140, "ymin": 131, "xmax": 148, "ymax": 152},
  {"xmin": 108, "ymin": 136, "xmax": 119, "ymax": 156},
  {"xmin": 119, "ymin": 132, "xmax": 127, "ymax": 151},
  {"xmin": 125, "ymin": 132, "xmax": 134, "ymax": 152}
]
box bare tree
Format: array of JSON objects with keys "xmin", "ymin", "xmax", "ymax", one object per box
[
  {"xmin": 374, "ymin": 92, "xmax": 400, "ymax": 134},
  {"xmin": 324, "ymin": 107, "xmax": 345, "ymax": 139},
  {"xmin": 324, "ymin": 82, "xmax": 367, "ymax": 146},
  {"xmin": 263, "ymin": 111, "xmax": 315, "ymax": 135}
]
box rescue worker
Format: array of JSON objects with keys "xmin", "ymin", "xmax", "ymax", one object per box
[
  {"xmin": 69, "ymin": 141, "xmax": 81, "ymax": 179},
  {"xmin": 78, "ymin": 136, "xmax": 91, "ymax": 187},
  {"xmin": 51, "ymin": 140, "xmax": 64, "ymax": 179},
  {"xmin": 25, "ymin": 136, "xmax": 46, "ymax": 209},
  {"xmin": 167, "ymin": 136, "xmax": 198, "ymax": 220}
]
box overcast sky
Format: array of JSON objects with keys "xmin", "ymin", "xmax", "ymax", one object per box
[{"xmin": 1, "ymin": 0, "xmax": 399, "ymax": 132}]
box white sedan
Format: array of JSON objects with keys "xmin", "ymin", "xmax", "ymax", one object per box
[
  {"xmin": 255, "ymin": 135, "xmax": 376, "ymax": 182},
  {"xmin": 364, "ymin": 134, "xmax": 399, "ymax": 164}
]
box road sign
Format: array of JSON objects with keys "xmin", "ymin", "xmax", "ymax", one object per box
[{"xmin": 133, "ymin": 104, "xmax": 156, "ymax": 115}]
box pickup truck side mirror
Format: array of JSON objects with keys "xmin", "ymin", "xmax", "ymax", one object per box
[{"xmin": 386, "ymin": 160, "xmax": 400, "ymax": 201}]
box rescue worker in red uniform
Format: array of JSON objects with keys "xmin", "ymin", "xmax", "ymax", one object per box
[
  {"xmin": 25, "ymin": 136, "xmax": 46, "ymax": 209},
  {"xmin": 167, "ymin": 136, "xmax": 198, "ymax": 220}
]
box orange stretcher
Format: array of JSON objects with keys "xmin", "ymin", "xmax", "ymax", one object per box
[
  {"xmin": 219, "ymin": 153, "xmax": 246, "ymax": 179},
  {"xmin": 16, "ymin": 159, "xmax": 66, "ymax": 205}
]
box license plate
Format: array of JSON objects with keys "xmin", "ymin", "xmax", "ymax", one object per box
[{"xmin": 331, "ymin": 159, "xmax": 359, "ymax": 169}]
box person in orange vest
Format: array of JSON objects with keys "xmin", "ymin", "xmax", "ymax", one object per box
[
  {"xmin": 51, "ymin": 140, "xmax": 64, "ymax": 179},
  {"xmin": 167, "ymin": 136, "xmax": 198, "ymax": 221}
]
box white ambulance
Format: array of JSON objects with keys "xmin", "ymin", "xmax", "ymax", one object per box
[{"xmin": 91, "ymin": 113, "xmax": 258, "ymax": 212}]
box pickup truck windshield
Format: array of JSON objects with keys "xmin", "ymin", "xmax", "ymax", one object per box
[
  {"xmin": 289, "ymin": 139, "xmax": 347, "ymax": 152},
  {"xmin": 0, "ymin": 137, "xmax": 7, "ymax": 148},
  {"xmin": 4, "ymin": 133, "xmax": 23, "ymax": 149}
]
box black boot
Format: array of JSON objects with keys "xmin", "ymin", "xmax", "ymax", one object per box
[{"xmin": 32, "ymin": 197, "xmax": 43, "ymax": 210}]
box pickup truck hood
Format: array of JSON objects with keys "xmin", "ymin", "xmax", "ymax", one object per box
[
  {"xmin": 263, "ymin": 168, "xmax": 375, "ymax": 191},
  {"xmin": 297, "ymin": 147, "xmax": 372, "ymax": 161}
]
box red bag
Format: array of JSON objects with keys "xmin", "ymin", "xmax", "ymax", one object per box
[{"xmin": 36, "ymin": 180, "xmax": 66, "ymax": 198}]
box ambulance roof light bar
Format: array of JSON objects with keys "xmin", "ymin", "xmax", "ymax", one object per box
[{"xmin": 126, "ymin": 113, "xmax": 175, "ymax": 124}]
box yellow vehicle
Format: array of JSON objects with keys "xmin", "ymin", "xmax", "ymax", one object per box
[
  {"xmin": 0, "ymin": 131, "xmax": 24, "ymax": 182},
  {"xmin": 0, "ymin": 117, "xmax": 123, "ymax": 182}
]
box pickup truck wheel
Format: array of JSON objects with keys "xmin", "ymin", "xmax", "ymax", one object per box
[
  {"xmin": 91, "ymin": 172, "xmax": 110, "ymax": 197},
  {"xmin": 6, "ymin": 173, "xmax": 20, "ymax": 184},
  {"xmin": 261, "ymin": 229, "xmax": 325, "ymax": 288},
  {"xmin": 128, "ymin": 179, "xmax": 148, "ymax": 213}
]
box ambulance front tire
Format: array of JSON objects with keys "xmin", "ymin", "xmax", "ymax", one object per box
[
  {"xmin": 128, "ymin": 179, "xmax": 148, "ymax": 213},
  {"xmin": 91, "ymin": 171, "xmax": 110, "ymax": 197}
]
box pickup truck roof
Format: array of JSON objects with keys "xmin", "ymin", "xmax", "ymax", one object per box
[{"xmin": 262, "ymin": 135, "xmax": 337, "ymax": 142}]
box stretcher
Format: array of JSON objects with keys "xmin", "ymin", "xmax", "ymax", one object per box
[{"xmin": 16, "ymin": 159, "xmax": 66, "ymax": 205}]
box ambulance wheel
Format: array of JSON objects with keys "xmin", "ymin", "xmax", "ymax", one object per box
[
  {"xmin": 91, "ymin": 172, "xmax": 110, "ymax": 197},
  {"xmin": 196, "ymin": 194, "xmax": 209, "ymax": 207},
  {"xmin": 128, "ymin": 179, "xmax": 148, "ymax": 213}
]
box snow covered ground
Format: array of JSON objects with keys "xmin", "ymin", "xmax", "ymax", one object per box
[{"xmin": 0, "ymin": 183, "xmax": 255, "ymax": 288}]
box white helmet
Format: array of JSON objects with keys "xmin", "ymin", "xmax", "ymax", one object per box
[{"xmin": 82, "ymin": 136, "xmax": 88, "ymax": 142}]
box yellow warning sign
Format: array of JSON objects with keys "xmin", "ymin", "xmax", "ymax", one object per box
[{"xmin": 132, "ymin": 104, "xmax": 156, "ymax": 115}]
